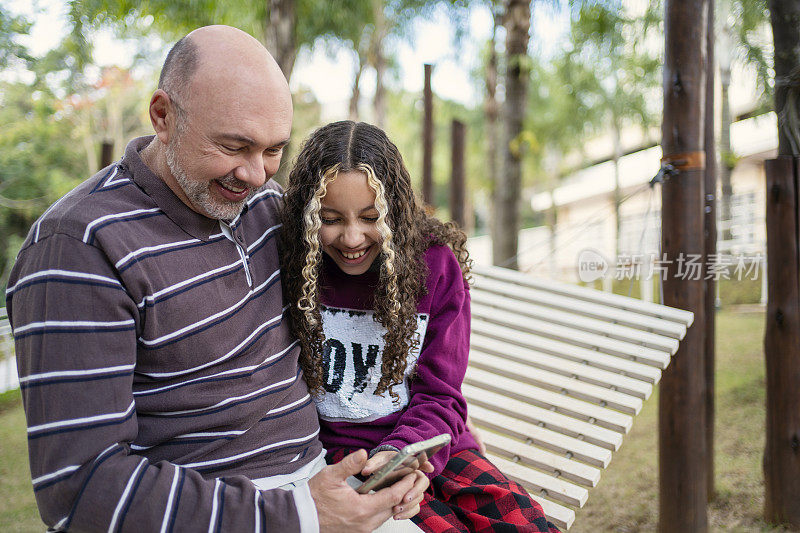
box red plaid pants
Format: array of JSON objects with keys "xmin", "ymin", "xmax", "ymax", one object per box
[{"xmin": 327, "ymin": 448, "xmax": 560, "ymax": 532}]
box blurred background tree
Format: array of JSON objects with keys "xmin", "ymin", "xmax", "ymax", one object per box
[{"xmin": 0, "ymin": 0, "xmax": 778, "ymax": 294}]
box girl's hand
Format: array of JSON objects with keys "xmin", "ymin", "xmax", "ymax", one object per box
[
  {"xmin": 362, "ymin": 449, "xmax": 434, "ymax": 521},
  {"xmin": 361, "ymin": 450, "xmax": 397, "ymax": 476},
  {"xmin": 466, "ymin": 415, "xmax": 487, "ymax": 455},
  {"xmin": 392, "ymin": 470, "xmax": 428, "ymax": 520}
]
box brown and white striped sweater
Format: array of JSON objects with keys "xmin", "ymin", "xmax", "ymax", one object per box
[{"xmin": 6, "ymin": 136, "xmax": 322, "ymax": 532}]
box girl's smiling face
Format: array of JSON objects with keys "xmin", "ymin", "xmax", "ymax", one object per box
[{"xmin": 319, "ymin": 170, "xmax": 383, "ymax": 275}]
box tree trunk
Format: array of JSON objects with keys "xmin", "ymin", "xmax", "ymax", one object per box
[
  {"xmin": 771, "ymin": 0, "xmax": 800, "ymax": 156},
  {"xmin": 612, "ymin": 123, "xmax": 623, "ymax": 257},
  {"xmin": 492, "ymin": 0, "xmax": 531, "ymax": 269},
  {"xmin": 264, "ymin": 0, "xmax": 296, "ymax": 81},
  {"xmin": 349, "ymin": 54, "xmax": 365, "ymax": 121},
  {"xmin": 720, "ymin": 72, "xmax": 733, "ymax": 242},
  {"xmin": 764, "ymin": 0, "xmax": 800, "ymax": 526},
  {"xmin": 451, "ymin": 119, "xmax": 466, "ymax": 228},
  {"xmin": 704, "ymin": 1, "xmax": 717, "ymax": 502},
  {"xmin": 100, "ymin": 141, "xmax": 114, "ymax": 169},
  {"xmin": 485, "ymin": 6, "xmax": 499, "ymax": 257},
  {"xmin": 545, "ymin": 153, "xmax": 559, "ymax": 278},
  {"xmin": 371, "ymin": 0, "xmax": 388, "ymax": 129},
  {"xmin": 659, "ymin": 0, "xmax": 709, "ymax": 531},
  {"xmin": 423, "ymin": 64, "xmax": 434, "ymax": 206}
]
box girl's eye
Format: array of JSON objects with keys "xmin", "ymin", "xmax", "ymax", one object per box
[
  {"xmin": 320, "ymin": 218, "xmax": 339, "ymax": 225},
  {"xmin": 362, "ymin": 216, "xmax": 379, "ymax": 223}
]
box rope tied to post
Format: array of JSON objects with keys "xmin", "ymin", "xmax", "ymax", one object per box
[{"xmin": 651, "ymin": 150, "xmax": 706, "ymax": 186}]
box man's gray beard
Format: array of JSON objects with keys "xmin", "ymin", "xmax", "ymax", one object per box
[{"xmin": 165, "ymin": 137, "xmax": 261, "ymax": 220}]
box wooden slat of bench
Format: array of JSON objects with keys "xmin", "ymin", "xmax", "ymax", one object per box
[
  {"xmin": 481, "ymin": 431, "xmax": 602, "ymax": 487},
  {"xmin": 472, "ymin": 302, "xmax": 672, "ymax": 369},
  {"xmin": 470, "ymin": 350, "xmax": 643, "ymax": 415},
  {"xmin": 470, "ymin": 289, "xmax": 680, "ymax": 354},
  {"xmin": 473, "ymin": 265, "xmax": 694, "ymax": 326},
  {"xmin": 466, "ymin": 368, "xmax": 633, "ymax": 433},
  {"xmin": 485, "ymin": 452, "xmax": 588, "ymax": 508},
  {"xmin": 472, "ymin": 275, "xmax": 687, "ymax": 339},
  {"xmin": 522, "ymin": 489, "xmax": 576, "ymax": 531},
  {"xmin": 473, "ymin": 321, "xmax": 662, "ymax": 384},
  {"xmin": 470, "ymin": 336, "xmax": 652, "ymax": 400},
  {"xmin": 463, "ymin": 383, "xmax": 623, "ymax": 451},
  {"xmin": 469, "ymin": 404, "xmax": 613, "ymax": 468},
  {"xmin": 529, "ymin": 495, "xmax": 575, "ymax": 531},
  {"xmin": 0, "ymin": 308, "xmax": 9, "ymax": 338}
]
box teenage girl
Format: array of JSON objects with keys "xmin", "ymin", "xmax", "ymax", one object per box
[{"xmin": 281, "ymin": 121, "xmax": 559, "ymax": 532}]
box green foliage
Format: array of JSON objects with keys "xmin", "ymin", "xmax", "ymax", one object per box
[
  {"xmin": 0, "ymin": 6, "xmax": 33, "ymax": 69},
  {"xmin": 720, "ymin": 0, "xmax": 773, "ymax": 111},
  {"xmin": 0, "ymin": 80, "xmax": 88, "ymax": 287},
  {"xmin": 68, "ymin": 0, "xmax": 263, "ymax": 44},
  {"xmin": 566, "ymin": 0, "xmax": 662, "ymax": 134}
]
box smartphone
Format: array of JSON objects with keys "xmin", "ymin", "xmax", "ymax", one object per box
[{"xmin": 355, "ymin": 434, "xmax": 451, "ymax": 494}]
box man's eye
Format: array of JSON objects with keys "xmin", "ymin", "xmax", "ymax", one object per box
[
  {"xmin": 222, "ymin": 145, "xmax": 244, "ymax": 152},
  {"xmin": 266, "ymin": 147, "xmax": 284, "ymax": 155}
]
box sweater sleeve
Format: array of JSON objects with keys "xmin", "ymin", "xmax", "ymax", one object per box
[
  {"xmin": 7, "ymin": 233, "xmax": 302, "ymax": 532},
  {"xmin": 375, "ymin": 247, "xmax": 471, "ymax": 477}
]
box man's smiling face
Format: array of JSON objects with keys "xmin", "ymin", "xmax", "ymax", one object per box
[{"xmin": 158, "ymin": 29, "xmax": 292, "ymax": 220}]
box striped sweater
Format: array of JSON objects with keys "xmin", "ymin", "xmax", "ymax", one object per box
[{"xmin": 6, "ymin": 136, "xmax": 322, "ymax": 532}]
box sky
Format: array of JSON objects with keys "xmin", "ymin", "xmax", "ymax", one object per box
[{"xmin": 5, "ymin": 0, "xmax": 570, "ymax": 114}]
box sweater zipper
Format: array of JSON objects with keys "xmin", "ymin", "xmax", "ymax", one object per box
[{"xmin": 220, "ymin": 221, "xmax": 253, "ymax": 288}]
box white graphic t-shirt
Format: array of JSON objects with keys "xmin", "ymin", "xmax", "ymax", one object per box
[{"xmin": 314, "ymin": 305, "xmax": 429, "ymax": 422}]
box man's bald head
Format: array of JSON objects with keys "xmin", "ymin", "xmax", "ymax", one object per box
[
  {"xmin": 157, "ymin": 25, "xmax": 288, "ymax": 113},
  {"xmin": 144, "ymin": 25, "xmax": 292, "ymax": 220},
  {"xmin": 158, "ymin": 36, "xmax": 198, "ymax": 116}
]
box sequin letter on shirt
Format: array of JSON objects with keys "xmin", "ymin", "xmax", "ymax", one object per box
[{"xmin": 314, "ymin": 305, "xmax": 429, "ymax": 422}]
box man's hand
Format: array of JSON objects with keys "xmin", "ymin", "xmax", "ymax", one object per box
[
  {"xmin": 309, "ymin": 449, "xmax": 428, "ymax": 532},
  {"xmin": 362, "ymin": 449, "xmax": 432, "ymax": 520}
]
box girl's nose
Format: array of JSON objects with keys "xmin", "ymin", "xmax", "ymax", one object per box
[{"xmin": 341, "ymin": 223, "xmax": 365, "ymax": 248}]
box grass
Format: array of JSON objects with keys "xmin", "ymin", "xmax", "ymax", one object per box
[
  {"xmin": 0, "ymin": 388, "xmax": 42, "ymax": 532},
  {"xmin": 571, "ymin": 309, "xmax": 795, "ymax": 532},
  {"xmin": 0, "ymin": 309, "xmax": 792, "ymax": 531}
]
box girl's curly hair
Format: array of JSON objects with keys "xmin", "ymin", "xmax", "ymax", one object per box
[{"xmin": 281, "ymin": 121, "xmax": 472, "ymax": 399}]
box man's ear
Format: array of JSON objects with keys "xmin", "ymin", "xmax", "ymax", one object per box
[{"xmin": 149, "ymin": 89, "xmax": 173, "ymax": 145}]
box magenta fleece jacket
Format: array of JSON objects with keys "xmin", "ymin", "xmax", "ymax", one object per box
[{"xmin": 315, "ymin": 244, "xmax": 479, "ymax": 477}]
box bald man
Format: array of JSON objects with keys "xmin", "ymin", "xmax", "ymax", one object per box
[{"xmin": 7, "ymin": 26, "xmax": 427, "ymax": 532}]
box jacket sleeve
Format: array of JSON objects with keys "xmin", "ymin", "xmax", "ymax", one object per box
[
  {"xmin": 375, "ymin": 247, "xmax": 471, "ymax": 477},
  {"xmin": 7, "ymin": 232, "xmax": 303, "ymax": 532}
]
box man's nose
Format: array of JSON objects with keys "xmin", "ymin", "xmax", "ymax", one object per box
[{"xmin": 235, "ymin": 153, "xmax": 268, "ymax": 187}]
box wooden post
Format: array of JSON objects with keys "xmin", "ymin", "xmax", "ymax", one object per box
[
  {"xmin": 422, "ymin": 64, "xmax": 434, "ymax": 206},
  {"xmin": 451, "ymin": 119, "xmax": 466, "ymax": 228},
  {"xmin": 100, "ymin": 141, "xmax": 114, "ymax": 169},
  {"xmin": 764, "ymin": 1, "xmax": 800, "ymax": 525},
  {"xmin": 659, "ymin": 0, "xmax": 709, "ymax": 530},
  {"xmin": 703, "ymin": 0, "xmax": 717, "ymax": 502},
  {"xmin": 763, "ymin": 158, "xmax": 800, "ymax": 526}
]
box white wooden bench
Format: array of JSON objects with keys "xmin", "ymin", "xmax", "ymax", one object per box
[
  {"xmin": 465, "ymin": 265, "xmax": 693, "ymax": 530},
  {"xmin": 0, "ymin": 307, "xmax": 14, "ymax": 393}
]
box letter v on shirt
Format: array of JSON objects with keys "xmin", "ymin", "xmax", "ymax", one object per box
[{"xmin": 315, "ymin": 305, "xmax": 429, "ymax": 422}]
